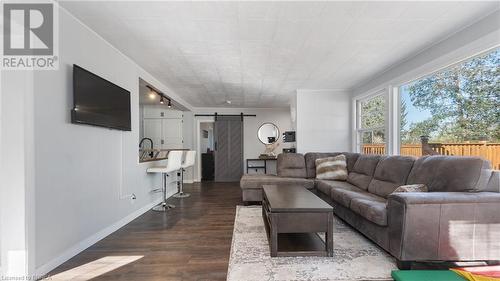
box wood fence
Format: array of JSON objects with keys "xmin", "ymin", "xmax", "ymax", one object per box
[{"xmin": 362, "ymin": 143, "xmax": 500, "ymax": 170}]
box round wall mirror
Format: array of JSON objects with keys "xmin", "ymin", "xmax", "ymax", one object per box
[{"xmin": 257, "ymin": 123, "xmax": 280, "ymax": 145}]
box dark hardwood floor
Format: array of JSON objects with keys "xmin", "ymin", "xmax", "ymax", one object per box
[{"xmin": 48, "ymin": 182, "xmax": 243, "ymax": 281}]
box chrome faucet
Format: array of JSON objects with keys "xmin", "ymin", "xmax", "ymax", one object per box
[{"xmin": 139, "ymin": 138, "xmax": 154, "ymax": 158}]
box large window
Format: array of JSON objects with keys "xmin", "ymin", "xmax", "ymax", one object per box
[
  {"xmin": 356, "ymin": 93, "xmax": 386, "ymax": 154},
  {"xmin": 399, "ymin": 48, "xmax": 500, "ymax": 169}
]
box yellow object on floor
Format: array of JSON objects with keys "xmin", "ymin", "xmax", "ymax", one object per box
[{"xmin": 452, "ymin": 265, "xmax": 500, "ymax": 281}]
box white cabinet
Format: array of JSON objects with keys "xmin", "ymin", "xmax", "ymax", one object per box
[
  {"xmin": 142, "ymin": 106, "xmax": 183, "ymax": 149},
  {"xmin": 143, "ymin": 118, "xmax": 163, "ymax": 149},
  {"xmin": 162, "ymin": 119, "xmax": 183, "ymax": 149}
]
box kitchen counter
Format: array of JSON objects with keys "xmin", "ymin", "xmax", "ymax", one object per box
[
  {"xmin": 139, "ymin": 148, "xmax": 189, "ymax": 163},
  {"xmin": 139, "ymin": 157, "xmax": 168, "ymax": 163}
]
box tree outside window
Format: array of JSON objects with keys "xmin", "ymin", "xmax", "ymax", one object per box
[
  {"xmin": 399, "ymin": 48, "xmax": 499, "ymax": 169},
  {"xmin": 357, "ymin": 94, "xmax": 386, "ymax": 154}
]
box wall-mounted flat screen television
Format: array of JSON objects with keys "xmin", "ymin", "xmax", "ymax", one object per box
[{"xmin": 71, "ymin": 64, "xmax": 131, "ymax": 131}]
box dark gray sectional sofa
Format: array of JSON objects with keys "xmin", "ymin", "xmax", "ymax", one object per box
[{"xmin": 240, "ymin": 152, "xmax": 500, "ymax": 268}]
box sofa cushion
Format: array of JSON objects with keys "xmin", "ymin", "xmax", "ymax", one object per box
[
  {"xmin": 350, "ymin": 198, "xmax": 388, "ymax": 226},
  {"xmin": 305, "ymin": 152, "xmax": 360, "ymax": 178},
  {"xmin": 367, "ymin": 155, "xmax": 416, "ymax": 198},
  {"xmin": 315, "ymin": 155, "xmax": 348, "ymax": 180},
  {"xmin": 305, "ymin": 153, "xmax": 341, "ymax": 178},
  {"xmin": 277, "ymin": 153, "xmax": 307, "ymax": 178},
  {"xmin": 316, "ymin": 180, "xmax": 359, "ymax": 197},
  {"xmin": 486, "ymin": 171, "xmax": 500, "ymax": 192},
  {"xmin": 342, "ymin": 152, "xmax": 362, "ymax": 172},
  {"xmin": 331, "ymin": 185, "xmax": 384, "ymax": 208},
  {"xmin": 347, "ymin": 154, "xmax": 383, "ymax": 190},
  {"xmin": 406, "ymin": 155, "xmax": 490, "ymax": 192},
  {"xmin": 240, "ymin": 174, "xmax": 314, "ymax": 190}
]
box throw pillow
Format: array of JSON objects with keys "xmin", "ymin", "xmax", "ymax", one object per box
[
  {"xmin": 393, "ymin": 184, "xmax": 428, "ymax": 193},
  {"xmin": 315, "ymin": 155, "xmax": 348, "ymax": 181}
]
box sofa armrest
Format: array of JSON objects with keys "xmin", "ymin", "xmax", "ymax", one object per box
[
  {"xmin": 388, "ymin": 191, "xmax": 500, "ymax": 205},
  {"xmin": 387, "ymin": 192, "xmax": 500, "ymax": 262}
]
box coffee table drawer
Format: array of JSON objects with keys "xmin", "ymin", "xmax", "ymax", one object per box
[{"xmin": 276, "ymin": 212, "xmax": 329, "ymax": 233}]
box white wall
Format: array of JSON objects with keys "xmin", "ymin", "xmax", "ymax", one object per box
[
  {"xmin": 192, "ymin": 107, "xmax": 292, "ymax": 181},
  {"xmin": 138, "ymin": 105, "xmax": 144, "ymax": 139},
  {"xmin": 182, "ymin": 111, "xmax": 195, "ymax": 182},
  {"xmin": 290, "ymin": 94, "xmax": 297, "ymax": 131},
  {"xmin": 296, "ymin": 90, "xmax": 351, "ymax": 153},
  {"xmin": 0, "ymin": 71, "xmax": 36, "ymax": 277},
  {"xmin": 25, "ymin": 6, "xmax": 192, "ymax": 275}
]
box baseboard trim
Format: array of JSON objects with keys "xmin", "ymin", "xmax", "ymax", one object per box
[
  {"xmin": 183, "ymin": 180, "xmax": 194, "ymax": 184},
  {"xmin": 35, "ymin": 198, "xmax": 162, "ymax": 276}
]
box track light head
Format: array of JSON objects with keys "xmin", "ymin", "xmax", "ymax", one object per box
[
  {"xmin": 168, "ymin": 99, "xmax": 172, "ymax": 108},
  {"xmin": 160, "ymin": 96, "xmax": 164, "ymax": 104},
  {"xmin": 146, "ymin": 85, "xmax": 157, "ymax": 100}
]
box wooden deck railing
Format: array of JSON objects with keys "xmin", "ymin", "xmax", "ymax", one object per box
[{"xmin": 362, "ymin": 143, "xmax": 500, "ymax": 170}]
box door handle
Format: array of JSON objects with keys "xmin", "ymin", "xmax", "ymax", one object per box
[{"xmin": 214, "ymin": 142, "xmax": 217, "ymax": 151}]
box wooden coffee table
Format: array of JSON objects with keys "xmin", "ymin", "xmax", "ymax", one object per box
[{"xmin": 262, "ymin": 184, "xmax": 334, "ymax": 257}]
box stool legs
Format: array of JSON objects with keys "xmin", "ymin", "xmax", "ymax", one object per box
[
  {"xmin": 173, "ymin": 168, "xmax": 190, "ymax": 198},
  {"xmin": 152, "ymin": 173, "xmax": 175, "ymax": 212}
]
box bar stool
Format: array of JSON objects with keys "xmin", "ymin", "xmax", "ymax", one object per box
[
  {"xmin": 174, "ymin": 150, "xmax": 196, "ymax": 198},
  {"xmin": 147, "ymin": 150, "xmax": 183, "ymax": 212}
]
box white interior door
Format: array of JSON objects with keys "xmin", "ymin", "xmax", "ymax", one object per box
[
  {"xmin": 143, "ymin": 119, "xmax": 162, "ymax": 149},
  {"xmin": 162, "ymin": 119, "xmax": 183, "ymax": 149}
]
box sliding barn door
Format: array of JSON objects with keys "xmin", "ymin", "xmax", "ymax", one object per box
[{"xmin": 214, "ymin": 116, "xmax": 243, "ymax": 182}]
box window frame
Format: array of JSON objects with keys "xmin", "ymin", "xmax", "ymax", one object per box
[
  {"xmin": 394, "ymin": 47, "xmax": 499, "ymax": 155},
  {"xmin": 353, "ymin": 46, "xmax": 499, "ymax": 156},
  {"xmin": 354, "ymin": 90, "xmax": 389, "ymax": 154}
]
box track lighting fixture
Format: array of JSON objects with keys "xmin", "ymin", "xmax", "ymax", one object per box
[{"xmin": 146, "ymin": 85, "xmax": 172, "ymax": 107}]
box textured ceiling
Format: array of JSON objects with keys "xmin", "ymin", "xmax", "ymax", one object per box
[{"xmin": 60, "ymin": 1, "xmax": 499, "ymax": 108}]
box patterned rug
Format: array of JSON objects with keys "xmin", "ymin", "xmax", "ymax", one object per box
[{"xmin": 227, "ymin": 206, "xmax": 396, "ymax": 281}]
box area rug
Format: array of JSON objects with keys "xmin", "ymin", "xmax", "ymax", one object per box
[{"xmin": 227, "ymin": 206, "xmax": 396, "ymax": 281}]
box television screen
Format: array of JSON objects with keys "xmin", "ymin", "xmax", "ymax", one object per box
[{"xmin": 71, "ymin": 64, "xmax": 131, "ymax": 131}]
